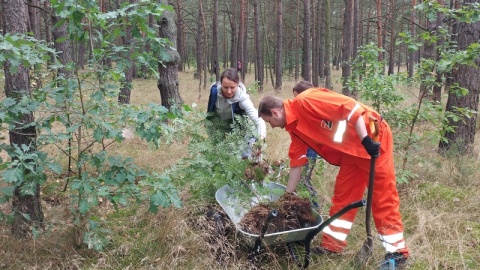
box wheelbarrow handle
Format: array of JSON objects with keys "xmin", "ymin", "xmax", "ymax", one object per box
[
  {"xmin": 301, "ymin": 199, "xmax": 366, "ymax": 269},
  {"xmin": 253, "ymin": 209, "xmax": 278, "ymax": 253}
]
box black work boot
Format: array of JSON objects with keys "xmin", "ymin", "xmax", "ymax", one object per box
[{"xmin": 379, "ymin": 252, "xmax": 407, "ymax": 269}]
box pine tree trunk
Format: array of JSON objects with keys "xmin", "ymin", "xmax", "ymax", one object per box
[
  {"xmin": 3, "ymin": 0, "xmax": 43, "ymax": 238},
  {"xmin": 387, "ymin": 0, "xmax": 396, "ymax": 75},
  {"xmin": 118, "ymin": 0, "xmax": 137, "ymax": 104},
  {"xmin": 274, "ymin": 0, "xmax": 283, "ymax": 90},
  {"xmin": 438, "ymin": 0, "xmax": 479, "ymax": 154},
  {"xmin": 51, "ymin": 15, "xmax": 74, "ymax": 79},
  {"xmin": 157, "ymin": 0, "xmax": 183, "ymax": 109},
  {"xmin": 377, "ymin": 0, "xmax": 383, "ymax": 62},
  {"xmin": 341, "ymin": 0, "xmax": 354, "ymax": 97},
  {"xmin": 353, "ymin": 0, "xmax": 359, "ymax": 61},
  {"xmin": 229, "ymin": 0, "xmax": 237, "ymax": 69},
  {"xmin": 408, "ymin": 0, "xmax": 416, "ymax": 78},
  {"xmin": 175, "ymin": 0, "xmax": 185, "ymax": 72},
  {"xmin": 324, "ymin": 0, "xmax": 332, "ymax": 89},
  {"xmin": 419, "ymin": 1, "xmax": 436, "ymax": 99},
  {"xmin": 195, "ymin": 0, "xmax": 205, "ymax": 84},
  {"xmin": 312, "ymin": 0, "xmax": 319, "ymax": 86},
  {"xmin": 432, "ymin": 0, "xmax": 445, "ymax": 103},
  {"xmin": 318, "ymin": 0, "xmax": 325, "ymax": 82},
  {"xmin": 27, "ymin": 0, "xmax": 41, "ymax": 39},
  {"xmin": 238, "ymin": 0, "xmax": 246, "ymax": 80},
  {"xmin": 295, "ymin": 1, "xmax": 300, "ymax": 81},
  {"xmin": 302, "ymin": 0, "xmax": 311, "ymax": 81},
  {"xmin": 212, "ymin": 0, "xmax": 219, "ymax": 81},
  {"xmin": 253, "ymin": 0, "xmax": 264, "ymax": 91}
]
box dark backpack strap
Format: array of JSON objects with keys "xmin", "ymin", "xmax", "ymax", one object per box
[
  {"xmin": 232, "ymin": 102, "xmax": 245, "ymax": 115},
  {"xmin": 207, "ymin": 83, "xmax": 218, "ymax": 113}
]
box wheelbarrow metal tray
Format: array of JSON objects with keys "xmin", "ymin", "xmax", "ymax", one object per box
[{"xmin": 215, "ymin": 182, "xmax": 323, "ymax": 248}]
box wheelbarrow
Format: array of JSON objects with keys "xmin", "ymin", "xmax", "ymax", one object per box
[{"xmin": 215, "ymin": 181, "xmax": 365, "ymax": 269}]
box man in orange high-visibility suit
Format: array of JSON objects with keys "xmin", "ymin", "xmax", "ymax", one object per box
[{"xmin": 258, "ymin": 81, "xmax": 409, "ymax": 268}]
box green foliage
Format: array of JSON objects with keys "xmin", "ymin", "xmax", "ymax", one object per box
[
  {"xmin": 83, "ymin": 220, "xmax": 112, "ymax": 251},
  {"xmin": 0, "ymin": 0, "xmax": 184, "ymax": 250},
  {"xmin": 346, "ymin": 43, "xmax": 405, "ymax": 112},
  {"xmin": 0, "ymin": 34, "xmax": 55, "ymax": 73},
  {"xmin": 246, "ymin": 81, "xmax": 261, "ymax": 94},
  {"xmin": 416, "ymin": 1, "xmax": 480, "ymax": 24},
  {"xmin": 348, "ymin": 1, "xmax": 480, "ymax": 183},
  {"xmin": 168, "ymin": 112, "xmax": 263, "ymax": 202}
]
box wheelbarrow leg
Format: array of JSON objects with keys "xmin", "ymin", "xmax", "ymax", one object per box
[
  {"xmin": 248, "ymin": 209, "xmax": 279, "ymax": 264},
  {"xmin": 252, "ymin": 209, "xmax": 278, "ymax": 254},
  {"xmin": 286, "ymin": 242, "xmax": 300, "ymax": 265}
]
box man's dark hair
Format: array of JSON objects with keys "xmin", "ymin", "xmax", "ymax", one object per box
[
  {"xmin": 293, "ymin": 80, "xmax": 314, "ymax": 94},
  {"xmin": 258, "ymin": 95, "xmax": 283, "ymax": 117},
  {"xmin": 220, "ymin": 68, "xmax": 240, "ymax": 84}
]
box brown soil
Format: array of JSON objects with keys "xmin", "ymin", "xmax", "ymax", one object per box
[{"xmin": 239, "ymin": 193, "xmax": 317, "ymax": 235}]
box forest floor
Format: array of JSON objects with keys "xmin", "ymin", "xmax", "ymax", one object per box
[{"xmin": 1, "ymin": 69, "xmax": 480, "ymax": 269}]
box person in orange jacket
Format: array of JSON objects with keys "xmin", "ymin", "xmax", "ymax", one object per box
[
  {"xmin": 258, "ymin": 81, "xmax": 409, "ymax": 267},
  {"xmin": 293, "ymin": 86, "xmax": 323, "ymax": 209}
]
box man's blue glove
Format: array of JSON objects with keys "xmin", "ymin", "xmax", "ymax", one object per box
[{"xmin": 361, "ymin": 136, "xmax": 380, "ymax": 157}]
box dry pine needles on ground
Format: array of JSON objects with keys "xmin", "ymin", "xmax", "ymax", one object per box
[{"xmin": 239, "ymin": 193, "xmax": 317, "ymax": 235}]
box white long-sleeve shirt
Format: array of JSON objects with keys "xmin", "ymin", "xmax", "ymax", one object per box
[{"xmin": 214, "ymin": 82, "xmax": 267, "ymax": 138}]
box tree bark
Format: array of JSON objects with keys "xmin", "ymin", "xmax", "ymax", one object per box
[
  {"xmin": 274, "ymin": 0, "xmax": 283, "ymax": 91},
  {"xmin": 324, "ymin": 0, "xmax": 332, "ymax": 89},
  {"xmin": 51, "ymin": 15, "xmax": 74, "ymax": 79},
  {"xmin": 238, "ymin": 0, "xmax": 246, "ymax": 80},
  {"xmin": 408, "ymin": 0, "xmax": 416, "ymax": 78},
  {"xmin": 352, "ymin": 0, "xmax": 359, "ymax": 61},
  {"xmin": 432, "ymin": 0, "xmax": 445, "ymax": 103},
  {"xmin": 376, "ymin": 0, "xmax": 383, "ymax": 62},
  {"xmin": 3, "ymin": 0, "xmax": 43, "ymax": 238},
  {"xmin": 438, "ymin": 0, "xmax": 479, "ymax": 155},
  {"xmin": 229, "ymin": 0, "xmax": 237, "ymax": 69},
  {"xmin": 175, "ymin": 0, "xmax": 185, "ymax": 72},
  {"xmin": 253, "ymin": 0, "xmax": 264, "ymax": 91},
  {"xmin": 318, "ymin": 0, "xmax": 325, "ymax": 82},
  {"xmin": 158, "ymin": 0, "xmax": 183, "ymax": 109},
  {"xmin": 27, "ymin": 0, "xmax": 41, "ymax": 39},
  {"xmin": 312, "ymin": 0, "xmax": 319, "ymax": 86},
  {"xmin": 295, "ymin": 1, "xmax": 300, "ymax": 81},
  {"xmin": 419, "ymin": 0, "xmax": 436, "ymax": 99},
  {"xmin": 302, "ymin": 0, "xmax": 311, "ymax": 81},
  {"xmin": 195, "ymin": 0, "xmax": 205, "ymax": 86},
  {"xmin": 118, "ymin": 0, "xmax": 137, "ymax": 104},
  {"xmin": 341, "ymin": 0, "xmax": 354, "ymax": 97},
  {"xmin": 212, "ymin": 0, "xmax": 219, "ymax": 81},
  {"xmin": 387, "ymin": 0, "xmax": 396, "ymax": 75}
]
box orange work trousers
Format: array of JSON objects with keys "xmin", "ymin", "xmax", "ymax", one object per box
[{"xmin": 320, "ymin": 122, "xmax": 409, "ymax": 257}]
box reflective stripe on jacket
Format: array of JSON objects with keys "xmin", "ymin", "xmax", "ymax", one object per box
[{"xmin": 285, "ymin": 88, "xmax": 383, "ymax": 167}]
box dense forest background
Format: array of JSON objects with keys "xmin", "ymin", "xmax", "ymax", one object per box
[{"xmin": 0, "ymin": 0, "xmax": 479, "ymax": 269}]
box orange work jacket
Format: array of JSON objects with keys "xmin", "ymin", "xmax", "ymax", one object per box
[{"xmin": 285, "ymin": 88, "xmax": 384, "ymax": 167}]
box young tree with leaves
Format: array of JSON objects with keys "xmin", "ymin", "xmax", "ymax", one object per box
[{"xmin": 438, "ymin": 0, "xmax": 480, "ymax": 155}]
